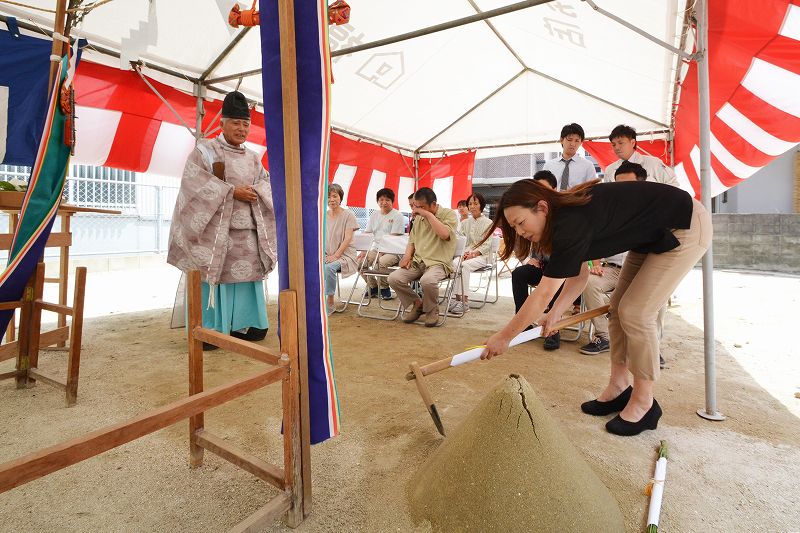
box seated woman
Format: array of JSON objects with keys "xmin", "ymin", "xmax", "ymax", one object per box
[
  {"xmin": 448, "ymin": 192, "xmax": 493, "ymax": 315},
  {"xmin": 324, "ymin": 183, "xmax": 360, "ymax": 314}
]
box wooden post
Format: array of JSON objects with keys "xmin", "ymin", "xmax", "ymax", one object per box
[
  {"xmin": 15, "ymin": 271, "xmax": 37, "ymax": 389},
  {"xmin": 47, "ymin": 0, "xmax": 68, "ymax": 95},
  {"xmin": 27, "ymin": 263, "xmax": 46, "ymax": 376},
  {"xmin": 280, "ymin": 290, "xmax": 304, "ymax": 527},
  {"xmin": 57, "ymin": 214, "xmax": 70, "ymax": 347},
  {"xmin": 65, "ymin": 266, "xmax": 86, "ymax": 406},
  {"xmin": 5, "ymin": 213, "xmax": 18, "ymax": 343},
  {"xmin": 186, "ymin": 270, "xmax": 204, "ymax": 467},
  {"xmin": 277, "ymin": 0, "xmax": 313, "ymax": 516}
]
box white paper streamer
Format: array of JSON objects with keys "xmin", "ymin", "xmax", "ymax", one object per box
[{"xmin": 449, "ymin": 326, "xmax": 544, "ymax": 367}]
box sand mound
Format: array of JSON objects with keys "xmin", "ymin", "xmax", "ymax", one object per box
[{"xmin": 408, "ymin": 374, "xmax": 624, "ymax": 532}]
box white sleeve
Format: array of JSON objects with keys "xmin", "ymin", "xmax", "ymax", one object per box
[
  {"xmin": 364, "ymin": 212, "xmax": 377, "ymax": 233},
  {"xmin": 390, "ymin": 211, "xmax": 405, "ymax": 234}
]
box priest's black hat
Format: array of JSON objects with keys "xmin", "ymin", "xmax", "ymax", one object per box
[{"xmin": 221, "ymin": 91, "xmax": 250, "ymax": 120}]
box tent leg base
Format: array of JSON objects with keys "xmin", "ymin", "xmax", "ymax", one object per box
[{"xmin": 696, "ymin": 408, "xmax": 726, "ymax": 421}]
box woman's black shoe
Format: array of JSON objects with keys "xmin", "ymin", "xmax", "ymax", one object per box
[
  {"xmin": 580, "ymin": 385, "xmax": 632, "ymax": 416},
  {"xmin": 606, "ymin": 399, "xmax": 662, "ymax": 436}
]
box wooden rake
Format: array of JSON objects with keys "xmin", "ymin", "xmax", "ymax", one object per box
[{"xmin": 405, "ymin": 305, "xmax": 610, "ymax": 436}]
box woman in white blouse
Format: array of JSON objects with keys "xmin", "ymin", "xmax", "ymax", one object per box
[{"xmin": 449, "ymin": 192, "xmax": 493, "ymax": 314}]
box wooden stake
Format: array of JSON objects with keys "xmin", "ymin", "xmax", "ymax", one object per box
[
  {"xmin": 277, "ymin": 0, "xmax": 313, "ymax": 516},
  {"xmin": 186, "ymin": 270, "xmax": 205, "ymax": 467},
  {"xmin": 28, "ymin": 263, "xmax": 46, "ymax": 375},
  {"xmin": 65, "ymin": 266, "xmax": 86, "ymax": 406},
  {"xmin": 15, "ymin": 270, "xmax": 36, "ymax": 389},
  {"xmin": 280, "ymin": 290, "xmax": 304, "ymax": 527},
  {"xmin": 57, "ymin": 214, "xmax": 70, "ymax": 347}
]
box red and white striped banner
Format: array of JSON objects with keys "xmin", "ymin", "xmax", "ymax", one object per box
[
  {"xmin": 672, "ymin": 0, "xmax": 800, "ymax": 197},
  {"xmin": 328, "ymin": 133, "xmax": 474, "ymax": 210},
  {"xmin": 72, "ymin": 61, "xmax": 473, "ymax": 208}
]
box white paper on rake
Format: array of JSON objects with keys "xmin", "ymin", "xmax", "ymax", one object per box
[{"xmin": 449, "ymin": 326, "xmax": 544, "ymax": 367}]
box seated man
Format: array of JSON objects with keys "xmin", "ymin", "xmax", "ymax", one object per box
[
  {"xmin": 604, "ymin": 124, "xmax": 678, "ymax": 186},
  {"xmin": 610, "ymin": 161, "xmax": 666, "ymax": 368},
  {"xmin": 388, "ymin": 187, "xmax": 457, "ymax": 327},
  {"xmin": 359, "ymin": 187, "xmax": 406, "ymax": 300},
  {"xmin": 509, "ymin": 170, "xmax": 563, "ymax": 349},
  {"xmin": 579, "ymin": 252, "xmax": 626, "ymax": 355}
]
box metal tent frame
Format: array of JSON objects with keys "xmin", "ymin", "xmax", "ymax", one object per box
[{"xmin": 1, "ymin": 0, "xmax": 723, "ymax": 420}]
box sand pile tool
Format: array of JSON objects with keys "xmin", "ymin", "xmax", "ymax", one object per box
[{"xmin": 406, "ymin": 305, "xmax": 610, "ymax": 436}]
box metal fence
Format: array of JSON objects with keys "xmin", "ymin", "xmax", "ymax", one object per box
[
  {"xmin": 0, "ymin": 163, "xmax": 180, "ymax": 258},
  {"xmin": 0, "ymin": 162, "xmax": 410, "ymax": 259}
]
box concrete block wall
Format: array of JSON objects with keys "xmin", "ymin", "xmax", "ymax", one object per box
[{"xmin": 711, "ymin": 214, "xmax": 800, "ymax": 273}]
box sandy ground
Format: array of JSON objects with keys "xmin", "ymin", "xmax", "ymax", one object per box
[{"xmin": 1, "ymin": 263, "xmax": 799, "ymax": 532}]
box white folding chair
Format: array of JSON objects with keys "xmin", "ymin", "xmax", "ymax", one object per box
[
  {"xmin": 334, "ymin": 232, "xmax": 376, "ymax": 312},
  {"xmin": 431, "ymin": 235, "xmax": 467, "ymax": 326},
  {"xmin": 356, "ymin": 234, "xmax": 408, "ymax": 320},
  {"xmin": 467, "ymin": 235, "xmax": 501, "ymax": 309}
]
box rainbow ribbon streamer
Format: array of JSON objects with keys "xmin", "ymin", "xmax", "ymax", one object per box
[
  {"xmin": 0, "ymin": 56, "xmax": 71, "ymax": 339},
  {"xmin": 261, "ymin": 1, "xmax": 340, "ymax": 444}
]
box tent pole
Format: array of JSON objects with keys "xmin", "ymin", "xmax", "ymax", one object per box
[
  {"xmin": 193, "ymin": 83, "xmax": 205, "ymax": 141},
  {"xmin": 46, "ymin": 0, "xmax": 68, "ymax": 96},
  {"xmin": 695, "ymin": 0, "xmax": 725, "ymax": 422},
  {"xmin": 582, "ymin": 0, "xmax": 693, "ymax": 60}
]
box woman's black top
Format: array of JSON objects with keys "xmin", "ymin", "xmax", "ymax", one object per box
[{"xmin": 543, "ymin": 182, "xmax": 694, "ymax": 278}]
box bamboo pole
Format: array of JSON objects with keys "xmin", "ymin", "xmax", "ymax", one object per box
[{"xmin": 276, "ymin": 0, "xmax": 313, "ymax": 516}]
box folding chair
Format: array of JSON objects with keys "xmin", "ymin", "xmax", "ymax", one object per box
[
  {"xmin": 430, "ymin": 235, "xmax": 467, "ymax": 326},
  {"xmin": 356, "ymin": 234, "xmax": 408, "ymax": 321},
  {"xmin": 496, "ymin": 240, "xmax": 515, "ymax": 277},
  {"xmin": 334, "ymin": 231, "xmax": 375, "ymax": 312},
  {"xmin": 467, "ymin": 235, "xmax": 501, "ymax": 309}
]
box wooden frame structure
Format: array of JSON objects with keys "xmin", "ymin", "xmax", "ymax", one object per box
[
  {"xmin": 0, "ymin": 271, "xmax": 307, "ymax": 531},
  {"xmin": 0, "ymin": 262, "xmax": 87, "ymax": 406},
  {"xmin": 0, "ymin": 191, "xmax": 120, "ymax": 347}
]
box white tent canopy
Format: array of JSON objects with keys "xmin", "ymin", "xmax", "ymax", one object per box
[{"xmin": 2, "ymin": 0, "xmax": 688, "ymax": 154}]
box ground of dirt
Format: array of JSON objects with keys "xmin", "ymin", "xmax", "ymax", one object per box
[{"xmin": 0, "ymin": 268, "xmax": 798, "ymax": 532}]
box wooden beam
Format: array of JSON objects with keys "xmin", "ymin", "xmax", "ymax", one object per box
[
  {"xmin": 276, "ymin": 0, "xmax": 313, "ymax": 516},
  {"xmin": 28, "ymin": 369, "xmax": 66, "ymax": 391},
  {"xmin": 0, "ymin": 366, "xmax": 286, "ymax": 494},
  {"xmin": 36, "ymin": 301, "xmax": 73, "ymax": 315},
  {"xmin": 186, "ymin": 270, "xmax": 205, "ymax": 467},
  {"xmin": 0, "ymin": 232, "xmax": 71, "ymax": 250},
  {"xmin": 228, "ymin": 492, "xmax": 292, "ymax": 533},
  {"xmin": 193, "ymin": 430, "xmax": 285, "ymax": 490},
  {"xmin": 0, "ymin": 301, "xmax": 22, "ymax": 311},
  {"xmin": 0, "ymin": 327, "xmax": 69, "ymax": 363},
  {"xmin": 192, "ymin": 328, "xmax": 282, "ymax": 366},
  {"xmin": 280, "ymin": 290, "xmax": 304, "ymax": 527},
  {"xmin": 65, "ymin": 267, "xmax": 86, "ymax": 407},
  {"xmin": 47, "ymin": 0, "xmax": 68, "ymax": 93},
  {"xmin": 0, "ymin": 370, "xmax": 20, "ymax": 381}
]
